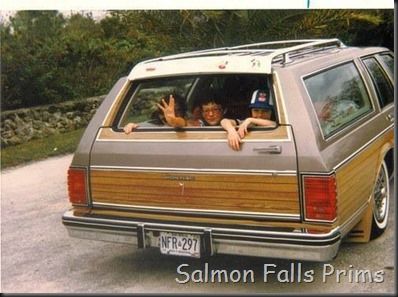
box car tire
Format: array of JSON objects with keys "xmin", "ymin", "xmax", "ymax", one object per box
[{"xmin": 370, "ymin": 160, "xmax": 390, "ymax": 239}]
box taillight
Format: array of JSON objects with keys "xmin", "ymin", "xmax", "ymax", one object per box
[
  {"xmin": 303, "ymin": 174, "xmax": 337, "ymax": 222},
  {"xmin": 67, "ymin": 167, "xmax": 88, "ymax": 205}
]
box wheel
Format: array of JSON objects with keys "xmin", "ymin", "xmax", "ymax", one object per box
[{"xmin": 370, "ymin": 160, "xmax": 390, "ymax": 239}]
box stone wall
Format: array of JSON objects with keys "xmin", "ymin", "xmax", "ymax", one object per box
[{"xmin": 1, "ymin": 95, "xmax": 105, "ymax": 148}]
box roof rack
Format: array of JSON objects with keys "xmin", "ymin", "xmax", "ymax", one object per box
[
  {"xmin": 267, "ymin": 38, "xmax": 346, "ymax": 65},
  {"xmin": 143, "ymin": 39, "xmax": 346, "ymax": 65}
]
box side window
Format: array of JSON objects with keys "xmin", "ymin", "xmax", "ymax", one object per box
[
  {"xmin": 378, "ymin": 54, "xmax": 394, "ymax": 79},
  {"xmin": 304, "ymin": 62, "xmax": 373, "ymax": 138},
  {"xmin": 362, "ymin": 57, "xmax": 394, "ymax": 108}
]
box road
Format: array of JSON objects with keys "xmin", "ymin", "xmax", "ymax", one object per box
[{"xmin": 1, "ymin": 154, "xmax": 395, "ymax": 293}]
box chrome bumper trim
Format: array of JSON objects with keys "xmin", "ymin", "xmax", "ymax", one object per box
[{"xmin": 62, "ymin": 210, "xmax": 341, "ymax": 262}]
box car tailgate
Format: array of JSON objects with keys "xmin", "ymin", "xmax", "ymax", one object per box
[{"xmin": 89, "ymin": 125, "xmax": 300, "ymax": 219}]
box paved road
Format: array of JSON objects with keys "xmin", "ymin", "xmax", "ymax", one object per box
[{"xmin": 1, "ymin": 154, "xmax": 395, "ymax": 293}]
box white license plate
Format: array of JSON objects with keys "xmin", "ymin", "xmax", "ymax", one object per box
[{"xmin": 159, "ymin": 232, "xmax": 201, "ymax": 258}]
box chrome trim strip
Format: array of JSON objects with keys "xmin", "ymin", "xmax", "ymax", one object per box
[
  {"xmin": 89, "ymin": 165, "xmax": 297, "ymax": 175},
  {"xmin": 96, "ymin": 138, "xmax": 292, "ymax": 143},
  {"xmin": 95, "ymin": 127, "xmax": 291, "ymax": 143},
  {"xmin": 333, "ymin": 124, "xmax": 393, "ymax": 171},
  {"xmin": 62, "ymin": 210, "xmax": 337, "ymax": 240},
  {"xmin": 91, "ymin": 202, "xmax": 301, "ymax": 221},
  {"xmin": 213, "ymin": 231, "xmax": 340, "ymax": 244},
  {"xmin": 65, "ymin": 227, "xmax": 139, "ymax": 245},
  {"xmin": 213, "ymin": 239, "xmax": 340, "ymax": 261}
]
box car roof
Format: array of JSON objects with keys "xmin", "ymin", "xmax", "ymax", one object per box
[{"xmin": 127, "ymin": 39, "xmax": 388, "ymax": 80}]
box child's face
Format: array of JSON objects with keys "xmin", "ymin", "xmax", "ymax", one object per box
[
  {"xmin": 251, "ymin": 108, "xmax": 272, "ymax": 120},
  {"xmin": 201, "ymin": 102, "xmax": 223, "ymax": 125}
]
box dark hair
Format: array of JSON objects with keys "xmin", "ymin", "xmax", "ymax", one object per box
[{"xmin": 198, "ymin": 93, "xmax": 224, "ymax": 109}]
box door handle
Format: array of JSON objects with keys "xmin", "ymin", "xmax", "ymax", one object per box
[
  {"xmin": 253, "ymin": 145, "xmax": 282, "ymax": 154},
  {"xmin": 386, "ymin": 114, "xmax": 394, "ymax": 123}
]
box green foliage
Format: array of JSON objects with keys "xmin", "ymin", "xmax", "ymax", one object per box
[{"xmin": 0, "ymin": 9, "xmax": 393, "ymax": 111}]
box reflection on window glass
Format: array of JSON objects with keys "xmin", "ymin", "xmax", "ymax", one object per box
[
  {"xmin": 363, "ymin": 57, "xmax": 394, "ymax": 108},
  {"xmin": 379, "ymin": 54, "xmax": 394, "ymax": 79},
  {"xmin": 118, "ymin": 74, "xmax": 273, "ymax": 129},
  {"xmin": 304, "ymin": 62, "xmax": 372, "ymax": 138},
  {"xmin": 119, "ymin": 77, "xmax": 194, "ymax": 127}
]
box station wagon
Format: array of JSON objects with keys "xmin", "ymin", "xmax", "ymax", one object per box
[{"xmin": 62, "ymin": 39, "xmax": 394, "ymax": 261}]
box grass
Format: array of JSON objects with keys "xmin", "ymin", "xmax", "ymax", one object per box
[{"xmin": 1, "ymin": 128, "xmax": 85, "ymax": 170}]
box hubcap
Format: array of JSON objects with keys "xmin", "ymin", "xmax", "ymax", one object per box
[{"xmin": 373, "ymin": 163, "xmax": 389, "ymax": 227}]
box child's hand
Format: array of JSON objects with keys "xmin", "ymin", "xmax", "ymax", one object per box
[
  {"xmin": 238, "ymin": 118, "xmax": 252, "ymax": 138},
  {"xmin": 157, "ymin": 95, "xmax": 176, "ymax": 120},
  {"xmin": 123, "ymin": 123, "xmax": 139, "ymax": 134},
  {"xmin": 227, "ymin": 129, "xmax": 242, "ymax": 151}
]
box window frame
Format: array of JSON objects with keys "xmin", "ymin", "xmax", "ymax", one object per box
[
  {"xmin": 361, "ymin": 54, "xmax": 394, "ymax": 109},
  {"xmin": 113, "ymin": 74, "xmax": 279, "ymax": 132},
  {"xmin": 375, "ymin": 52, "xmax": 394, "ymax": 83}
]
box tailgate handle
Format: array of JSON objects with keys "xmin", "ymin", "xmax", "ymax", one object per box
[
  {"xmin": 386, "ymin": 113, "xmax": 394, "ymax": 123},
  {"xmin": 253, "ymin": 145, "xmax": 282, "ymax": 154}
]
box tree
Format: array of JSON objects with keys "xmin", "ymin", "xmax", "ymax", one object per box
[
  {"xmin": 1, "ymin": 9, "xmax": 393, "ymax": 111},
  {"xmin": 1, "ymin": 11, "xmax": 67, "ymax": 109}
]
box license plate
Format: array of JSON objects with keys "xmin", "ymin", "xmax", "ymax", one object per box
[{"xmin": 159, "ymin": 232, "xmax": 201, "ymax": 258}]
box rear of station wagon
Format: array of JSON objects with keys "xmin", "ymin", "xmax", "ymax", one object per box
[{"xmin": 63, "ymin": 39, "xmax": 394, "ymax": 261}]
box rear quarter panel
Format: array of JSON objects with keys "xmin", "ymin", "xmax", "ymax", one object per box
[
  {"xmin": 71, "ymin": 77, "xmax": 129, "ymax": 166},
  {"xmin": 275, "ymin": 49, "xmax": 394, "ymax": 233}
]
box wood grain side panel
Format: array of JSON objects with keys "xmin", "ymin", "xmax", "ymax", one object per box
[
  {"xmin": 336, "ymin": 130, "xmax": 393, "ymax": 225},
  {"xmin": 90, "ymin": 170, "xmax": 300, "ymax": 215},
  {"xmin": 91, "ymin": 171, "xmax": 298, "ymax": 183}
]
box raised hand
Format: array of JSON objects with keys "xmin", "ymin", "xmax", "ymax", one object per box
[
  {"xmin": 157, "ymin": 95, "xmax": 176, "ymax": 121},
  {"xmin": 156, "ymin": 95, "xmax": 186, "ymax": 128}
]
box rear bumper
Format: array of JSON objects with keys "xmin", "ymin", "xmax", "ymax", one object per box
[{"xmin": 62, "ymin": 210, "xmax": 341, "ymax": 262}]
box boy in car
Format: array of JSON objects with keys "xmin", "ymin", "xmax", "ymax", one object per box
[{"xmin": 221, "ymin": 89, "xmax": 276, "ymax": 151}]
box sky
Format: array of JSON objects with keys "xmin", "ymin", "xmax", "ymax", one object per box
[
  {"xmin": 0, "ymin": 10, "xmax": 108, "ymax": 24},
  {"xmin": 0, "ymin": 0, "xmax": 394, "ymax": 24},
  {"xmin": 0, "ymin": 0, "xmax": 394, "ymax": 10}
]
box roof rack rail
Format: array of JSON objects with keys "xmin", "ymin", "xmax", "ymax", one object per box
[
  {"xmin": 143, "ymin": 49, "xmax": 275, "ymax": 63},
  {"xmin": 267, "ymin": 38, "xmax": 345, "ymax": 65},
  {"xmin": 143, "ymin": 38, "xmax": 346, "ymax": 66},
  {"xmin": 228, "ymin": 39, "xmax": 337, "ymax": 50}
]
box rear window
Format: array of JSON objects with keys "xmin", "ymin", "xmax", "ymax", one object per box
[
  {"xmin": 117, "ymin": 74, "xmax": 277, "ymax": 129},
  {"xmin": 119, "ymin": 77, "xmax": 194, "ymax": 127},
  {"xmin": 304, "ymin": 62, "xmax": 373, "ymax": 138}
]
